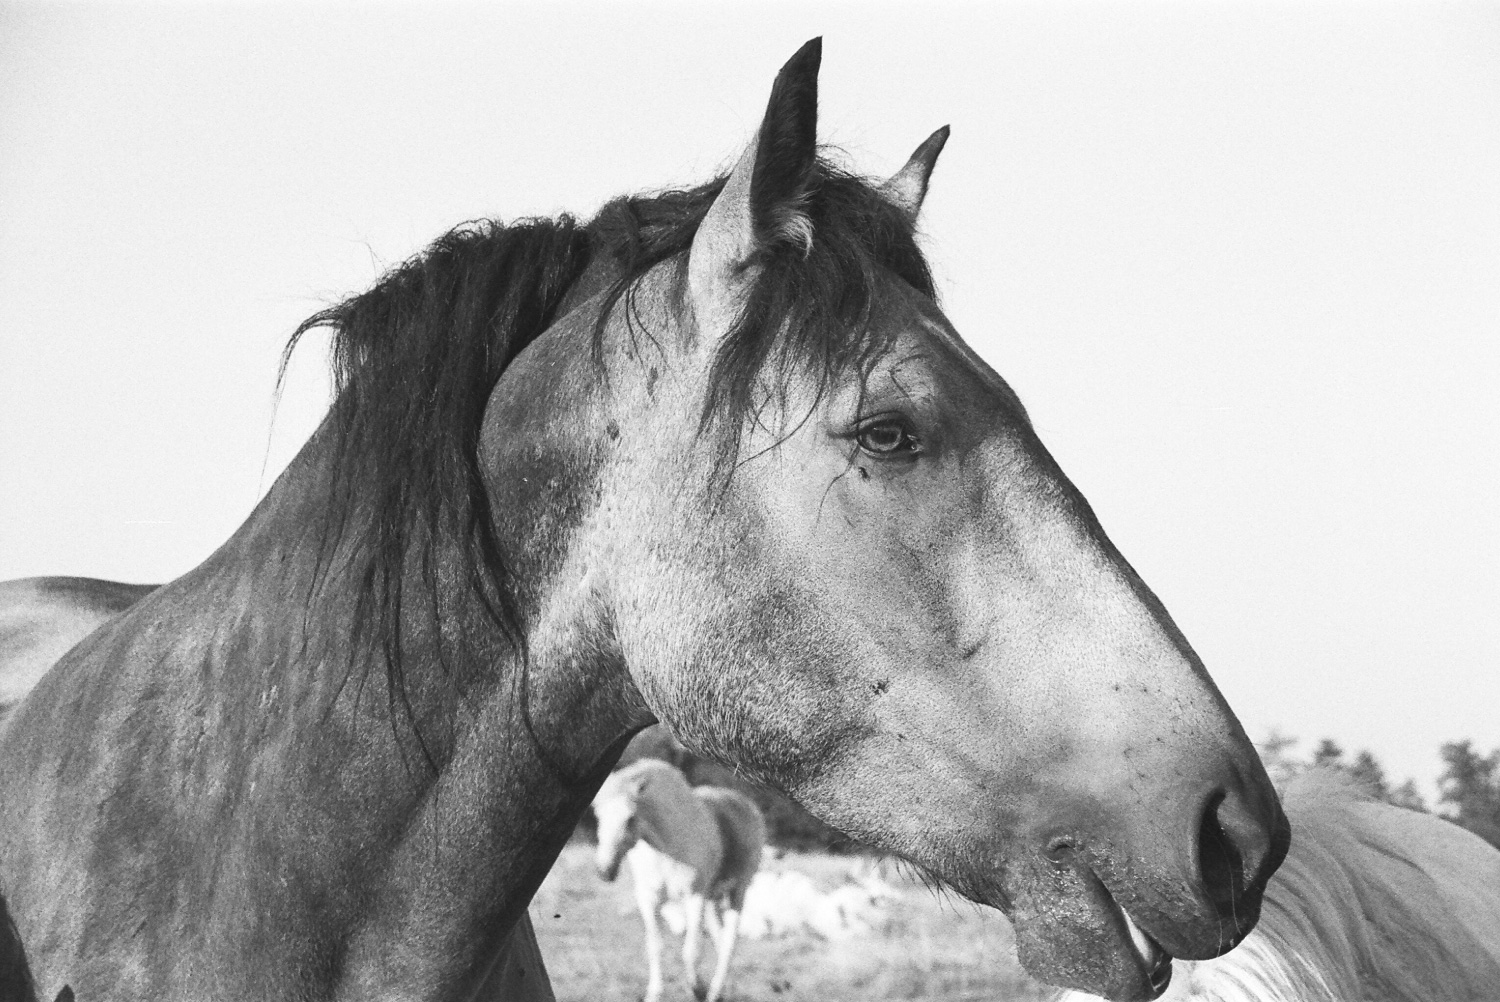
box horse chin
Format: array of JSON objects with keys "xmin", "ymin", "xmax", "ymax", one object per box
[{"xmin": 1002, "ymin": 857, "xmax": 1175, "ymax": 1002}]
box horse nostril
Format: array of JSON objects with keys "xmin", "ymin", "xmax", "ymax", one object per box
[{"xmin": 1197, "ymin": 792, "xmax": 1246, "ymax": 912}]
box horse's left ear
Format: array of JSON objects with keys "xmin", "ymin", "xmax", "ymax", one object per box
[
  {"xmin": 880, "ymin": 126, "xmax": 950, "ymax": 224},
  {"xmin": 688, "ymin": 37, "xmax": 822, "ymax": 339}
]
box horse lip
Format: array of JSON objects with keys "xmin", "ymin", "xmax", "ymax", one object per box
[
  {"xmin": 1009, "ymin": 852, "xmax": 1181, "ymax": 1000},
  {"xmin": 1119, "ymin": 905, "xmax": 1174, "ymax": 995},
  {"xmin": 1081, "ymin": 861, "xmax": 1175, "ymax": 998},
  {"xmin": 1063, "ymin": 851, "xmax": 1175, "ymax": 995}
]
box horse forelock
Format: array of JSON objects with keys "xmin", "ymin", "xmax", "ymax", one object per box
[
  {"xmin": 703, "ymin": 161, "xmax": 935, "ymax": 448},
  {"xmin": 592, "ymin": 155, "xmax": 935, "ymax": 461},
  {"xmin": 283, "ymin": 155, "xmax": 932, "ymax": 766}
]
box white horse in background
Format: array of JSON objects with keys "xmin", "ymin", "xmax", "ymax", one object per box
[
  {"xmin": 738, "ymin": 865, "xmax": 899, "ymax": 941},
  {"xmin": 593, "ymin": 759, "xmax": 766, "ymax": 1002},
  {"xmin": 1057, "ymin": 768, "xmax": 1500, "ymax": 1002}
]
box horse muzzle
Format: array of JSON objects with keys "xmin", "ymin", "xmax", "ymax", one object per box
[{"xmin": 997, "ymin": 776, "xmax": 1290, "ymax": 1000}]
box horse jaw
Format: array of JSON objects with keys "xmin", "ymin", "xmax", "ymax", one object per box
[{"xmin": 557, "ymin": 39, "xmax": 1287, "ymax": 1001}]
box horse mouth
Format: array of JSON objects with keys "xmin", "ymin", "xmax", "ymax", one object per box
[
  {"xmin": 999, "ymin": 852, "xmax": 1184, "ymax": 1000},
  {"xmin": 1116, "ymin": 903, "xmax": 1174, "ymax": 997}
]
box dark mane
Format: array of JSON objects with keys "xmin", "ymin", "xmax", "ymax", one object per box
[{"xmin": 288, "ymin": 155, "xmax": 932, "ymax": 761}]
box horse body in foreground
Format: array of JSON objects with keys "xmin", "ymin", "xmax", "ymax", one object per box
[
  {"xmin": 0, "ymin": 40, "xmax": 1288, "ymax": 1001},
  {"xmin": 0, "ymin": 577, "xmax": 555, "ymax": 1002},
  {"xmin": 594, "ymin": 759, "xmax": 765, "ymax": 1002},
  {"xmin": 1059, "ymin": 769, "xmax": 1500, "ymax": 1001}
]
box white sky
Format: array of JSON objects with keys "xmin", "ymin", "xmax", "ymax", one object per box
[{"xmin": 2, "ymin": 2, "xmax": 1497, "ymax": 801}]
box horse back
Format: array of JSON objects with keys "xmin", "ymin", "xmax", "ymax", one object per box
[
  {"xmin": 695, "ymin": 788, "xmax": 766, "ymax": 904},
  {"xmin": 1342, "ymin": 794, "xmax": 1500, "ymax": 996},
  {"xmin": 0, "ymin": 577, "xmax": 156, "ymax": 720},
  {"xmin": 1281, "ymin": 769, "xmax": 1500, "ymax": 1000}
]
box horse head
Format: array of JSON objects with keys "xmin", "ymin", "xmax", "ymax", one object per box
[
  {"xmin": 481, "ymin": 39, "xmax": 1288, "ymax": 1000},
  {"xmin": 0, "ymin": 36, "xmax": 1289, "ymax": 1002},
  {"xmin": 591, "ymin": 767, "xmax": 649, "ymax": 882}
]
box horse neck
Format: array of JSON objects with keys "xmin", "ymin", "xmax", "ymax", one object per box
[
  {"xmin": 106, "ymin": 400, "xmax": 630, "ymax": 987},
  {"xmin": 194, "ymin": 421, "xmax": 494, "ymax": 739},
  {"xmin": 225, "ymin": 250, "xmax": 646, "ymax": 772}
]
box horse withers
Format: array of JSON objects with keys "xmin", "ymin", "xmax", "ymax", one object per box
[
  {"xmin": 0, "ymin": 40, "xmax": 1287, "ymax": 1001},
  {"xmin": 593, "ymin": 759, "xmax": 766, "ymax": 1002}
]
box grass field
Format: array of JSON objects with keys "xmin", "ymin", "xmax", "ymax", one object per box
[{"xmin": 529, "ymin": 844, "xmax": 1054, "ymax": 1002}]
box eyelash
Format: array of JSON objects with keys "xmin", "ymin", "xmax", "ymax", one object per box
[{"xmin": 855, "ymin": 417, "xmax": 921, "ymax": 458}]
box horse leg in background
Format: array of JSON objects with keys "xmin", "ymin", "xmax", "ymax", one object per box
[
  {"xmin": 632, "ymin": 881, "xmax": 667, "ymax": 1002},
  {"xmin": 703, "ymin": 894, "xmax": 743, "ymax": 1002},
  {"xmin": 701, "ymin": 901, "xmax": 723, "ymax": 955},
  {"xmin": 680, "ymin": 893, "xmax": 707, "ymax": 1001}
]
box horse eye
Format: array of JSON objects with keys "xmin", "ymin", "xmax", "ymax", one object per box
[{"xmin": 856, "ymin": 420, "xmax": 919, "ymax": 457}]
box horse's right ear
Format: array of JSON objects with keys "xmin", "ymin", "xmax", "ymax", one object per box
[
  {"xmin": 688, "ymin": 38, "xmax": 822, "ymax": 341},
  {"xmin": 880, "ymin": 126, "xmax": 950, "ymax": 224}
]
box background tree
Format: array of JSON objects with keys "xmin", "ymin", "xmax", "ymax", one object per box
[
  {"xmin": 1387, "ymin": 778, "xmax": 1427, "ymax": 812},
  {"xmin": 1438, "ymin": 740, "xmax": 1500, "ymax": 848},
  {"xmin": 1257, "ymin": 729, "xmax": 1303, "ymax": 785},
  {"xmin": 1347, "ymin": 749, "xmax": 1389, "ymax": 800},
  {"xmin": 1311, "ymin": 738, "xmax": 1345, "ymax": 768},
  {"xmin": 1258, "ymin": 732, "xmax": 1427, "ymax": 812}
]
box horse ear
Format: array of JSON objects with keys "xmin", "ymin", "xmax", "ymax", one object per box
[
  {"xmin": 880, "ymin": 126, "xmax": 950, "ymax": 224},
  {"xmin": 688, "ymin": 37, "xmax": 822, "ymax": 339}
]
